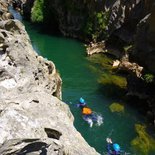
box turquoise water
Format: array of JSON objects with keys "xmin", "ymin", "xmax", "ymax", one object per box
[{"xmin": 24, "ymin": 21, "xmax": 155, "ymax": 155}]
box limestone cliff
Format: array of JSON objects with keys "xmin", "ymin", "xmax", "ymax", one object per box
[{"xmin": 0, "ymin": 1, "xmax": 99, "ymax": 155}]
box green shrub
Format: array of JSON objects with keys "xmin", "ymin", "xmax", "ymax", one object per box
[
  {"xmin": 31, "ymin": 0, "xmax": 44, "ymax": 23},
  {"xmin": 84, "ymin": 10, "xmax": 110, "ymax": 42},
  {"xmin": 143, "ymin": 73, "xmax": 154, "ymax": 83}
]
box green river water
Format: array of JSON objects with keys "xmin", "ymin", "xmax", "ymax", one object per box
[{"xmin": 24, "ymin": 21, "xmax": 155, "ymax": 155}]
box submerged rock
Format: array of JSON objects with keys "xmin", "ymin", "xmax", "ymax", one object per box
[
  {"xmin": 131, "ymin": 124, "xmax": 155, "ymax": 155},
  {"xmin": 109, "ymin": 102, "xmax": 124, "ymax": 113}
]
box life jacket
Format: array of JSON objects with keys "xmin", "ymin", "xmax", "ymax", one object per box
[{"xmin": 82, "ymin": 107, "xmax": 92, "ymax": 115}]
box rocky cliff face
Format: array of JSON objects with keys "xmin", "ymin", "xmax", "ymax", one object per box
[
  {"xmin": 22, "ymin": 0, "xmax": 106, "ymax": 40},
  {"xmin": 133, "ymin": 2, "xmax": 155, "ymax": 73},
  {"xmin": 0, "ymin": 1, "xmax": 99, "ymax": 155},
  {"xmin": 106, "ymin": 0, "xmax": 155, "ymax": 71},
  {"xmin": 106, "ymin": 0, "xmax": 143, "ymax": 42},
  {"xmin": 104, "ymin": 0, "xmax": 155, "ymax": 124},
  {"xmin": 105, "ymin": 0, "xmax": 155, "ymax": 124},
  {"xmin": 21, "ymin": 0, "xmax": 154, "ymax": 46}
]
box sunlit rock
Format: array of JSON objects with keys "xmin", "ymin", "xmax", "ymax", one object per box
[{"xmin": 0, "ymin": 6, "xmax": 99, "ymax": 155}]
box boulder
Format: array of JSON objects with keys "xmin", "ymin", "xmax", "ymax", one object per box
[{"xmin": 86, "ymin": 41, "xmax": 106, "ymax": 55}]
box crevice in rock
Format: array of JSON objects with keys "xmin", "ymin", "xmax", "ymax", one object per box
[
  {"xmin": 1, "ymin": 31, "xmax": 7, "ymax": 37},
  {"xmin": 17, "ymin": 142, "xmax": 48, "ymax": 155},
  {"xmin": 44, "ymin": 128, "xmax": 62, "ymax": 140},
  {"xmin": 0, "ymin": 43, "xmax": 8, "ymax": 54},
  {"xmin": 45, "ymin": 62, "xmax": 54, "ymax": 74},
  {"xmin": 52, "ymin": 91, "xmax": 57, "ymax": 97},
  {"xmin": 31, "ymin": 100, "xmax": 39, "ymax": 103}
]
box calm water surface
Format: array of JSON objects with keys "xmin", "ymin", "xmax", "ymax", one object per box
[{"xmin": 24, "ymin": 21, "xmax": 155, "ymax": 155}]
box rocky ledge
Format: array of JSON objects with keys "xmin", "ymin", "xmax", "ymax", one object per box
[
  {"xmin": 0, "ymin": 6, "xmax": 99, "ymax": 155},
  {"xmin": 86, "ymin": 41, "xmax": 106, "ymax": 56}
]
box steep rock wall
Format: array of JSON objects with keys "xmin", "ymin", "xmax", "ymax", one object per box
[
  {"xmin": 133, "ymin": 3, "xmax": 155, "ymax": 73},
  {"xmin": 23, "ymin": 0, "xmax": 106, "ymax": 41},
  {"xmin": 0, "ymin": 1, "xmax": 99, "ymax": 155}
]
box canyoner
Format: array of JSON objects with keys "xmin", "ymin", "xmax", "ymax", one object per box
[
  {"xmin": 104, "ymin": 138, "xmax": 130, "ymax": 155},
  {"xmin": 77, "ymin": 97, "xmax": 103, "ymax": 127}
]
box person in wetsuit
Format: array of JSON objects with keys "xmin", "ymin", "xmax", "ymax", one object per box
[
  {"xmin": 106, "ymin": 138, "xmax": 121, "ymax": 155},
  {"xmin": 77, "ymin": 97, "xmax": 87, "ymax": 109}
]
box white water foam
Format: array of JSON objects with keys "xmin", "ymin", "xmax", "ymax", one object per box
[
  {"xmin": 85, "ymin": 113, "xmax": 104, "ymax": 127},
  {"xmin": 87, "ymin": 118, "xmax": 93, "ymax": 128},
  {"xmin": 96, "ymin": 114, "xmax": 104, "ymax": 126}
]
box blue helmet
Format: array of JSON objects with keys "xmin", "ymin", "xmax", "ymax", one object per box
[
  {"xmin": 79, "ymin": 97, "xmax": 85, "ymax": 103},
  {"xmin": 113, "ymin": 143, "xmax": 120, "ymax": 152}
]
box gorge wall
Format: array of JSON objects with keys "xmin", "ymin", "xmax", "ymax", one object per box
[
  {"xmin": 0, "ymin": 1, "xmax": 99, "ymax": 154},
  {"xmin": 21, "ymin": 0, "xmax": 155, "ymax": 69}
]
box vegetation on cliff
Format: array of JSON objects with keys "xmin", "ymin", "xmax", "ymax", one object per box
[
  {"xmin": 31, "ymin": 0, "xmax": 43, "ymax": 22},
  {"xmin": 30, "ymin": 0, "xmax": 109, "ymax": 41},
  {"xmin": 84, "ymin": 10, "xmax": 110, "ymax": 42}
]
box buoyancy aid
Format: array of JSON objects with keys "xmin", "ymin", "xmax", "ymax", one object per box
[{"xmin": 82, "ymin": 107, "xmax": 92, "ymax": 115}]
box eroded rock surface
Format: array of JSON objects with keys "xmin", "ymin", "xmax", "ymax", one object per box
[{"xmin": 0, "ymin": 8, "xmax": 99, "ymax": 155}]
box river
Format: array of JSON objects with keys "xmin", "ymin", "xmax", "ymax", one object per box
[{"xmin": 23, "ymin": 21, "xmax": 155, "ymax": 155}]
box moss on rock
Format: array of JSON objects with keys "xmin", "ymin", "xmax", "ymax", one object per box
[
  {"xmin": 109, "ymin": 102, "xmax": 124, "ymax": 113},
  {"xmin": 131, "ymin": 124, "xmax": 155, "ymax": 155},
  {"xmin": 98, "ymin": 74, "xmax": 127, "ymax": 89}
]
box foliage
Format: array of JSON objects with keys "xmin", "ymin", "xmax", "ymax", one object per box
[
  {"xmin": 109, "ymin": 102, "xmax": 124, "ymax": 113},
  {"xmin": 143, "ymin": 73, "xmax": 154, "ymax": 83},
  {"xmin": 84, "ymin": 10, "xmax": 110, "ymax": 42},
  {"xmin": 131, "ymin": 124, "xmax": 155, "ymax": 155},
  {"xmin": 31, "ymin": 0, "xmax": 44, "ymax": 23}
]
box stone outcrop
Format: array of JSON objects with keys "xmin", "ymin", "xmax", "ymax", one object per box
[
  {"xmin": 0, "ymin": 1, "xmax": 13, "ymax": 20},
  {"xmin": 86, "ymin": 41, "xmax": 106, "ymax": 55},
  {"xmin": 106, "ymin": 0, "xmax": 143, "ymax": 43},
  {"xmin": 113, "ymin": 54, "xmax": 143, "ymax": 78},
  {"xmin": 0, "ymin": 3, "xmax": 99, "ymax": 155},
  {"xmin": 105, "ymin": 0, "xmax": 155, "ymax": 73},
  {"xmin": 133, "ymin": 3, "xmax": 155, "ymax": 74}
]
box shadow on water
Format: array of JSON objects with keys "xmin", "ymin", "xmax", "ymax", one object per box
[{"xmin": 98, "ymin": 84, "xmax": 126, "ymax": 100}]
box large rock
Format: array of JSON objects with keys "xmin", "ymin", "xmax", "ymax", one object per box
[
  {"xmin": 106, "ymin": 0, "xmax": 142, "ymax": 43},
  {"xmin": 0, "ymin": 19, "xmax": 99, "ymax": 155},
  {"xmin": 0, "ymin": 0, "xmax": 13, "ymax": 20},
  {"xmin": 86, "ymin": 41, "xmax": 106, "ymax": 55},
  {"xmin": 133, "ymin": 3, "xmax": 155, "ymax": 73}
]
